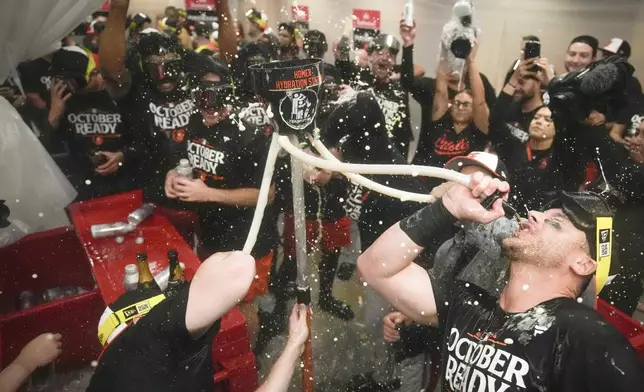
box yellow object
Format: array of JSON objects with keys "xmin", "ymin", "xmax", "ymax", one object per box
[
  {"xmin": 595, "ymin": 216, "xmax": 613, "ymax": 293},
  {"xmin": 97, "ymin": 293, "xmax": 166, "ymax": 345}
]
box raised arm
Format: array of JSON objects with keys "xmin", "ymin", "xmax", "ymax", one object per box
[
  {"xmin": 358, "ymin": 172, "xmax": 509, "ymax": 325},
  {"xmin": 217, "ymin": 0, "xmax": 237, "ymax": 65},
  {"xmin": 399, "ymin": 20, "xmax": 435, "ymax": 107},
  {"xmin": 99, "ymin": 0, "xmax": 132, "ymax": 99},
  {"xmin": 467, "ymin": 43, "xmax": 489, "ymax": 134},
  {"xmin": 432, "ymin": 64, "xmax": 450, "ymax": 121}
]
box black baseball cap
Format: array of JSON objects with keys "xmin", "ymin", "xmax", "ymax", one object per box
[
  {"xmin": 569, "ymin": 35, "xmax": 599, "ymax": 57},
  {"xmin": 445, "ymin": 152, "xmax": 509, "ymax": 182},
  {"xmin": 543, "ymin": 191, "xmax": 620, "ymax": 305},
  {"xmin": 50, "ymin": 46, "xmax": 97, "ymax": 84},
  {"xmin": 601, "ymin": 38, "xmax": 631, "ymax": 59}
]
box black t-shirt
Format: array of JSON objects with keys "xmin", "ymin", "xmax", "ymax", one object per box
[
  {"xmin": 88, "ymin": 285, "xmax": 221, "ymax": 392},
  {"xmin": 324, "ymin": 91, "xmax": 427, "ymax": 250},
  {"xmin": 489, "ymin": 94, "xmax": 564, "ymax": 212},
  {"xmin": 430, "ymin": 277, "xmax": 644, "ymax": 392},
  {"xmin": 413, "ymin": 114, "xmax": 488, "ymax": 187},
  {"xmin": 499, "ymin": 96, "xmax": 539, "ymax": 144},
  {"xmin": 176, "ymin": 104, "xmax": 275, "ymax": 257},
  {"xmin": 616, "ymin": 100, "xmax": 644, "ymax": 137},
  {"xmin": 335, "ymin": 60, "xmax": 413, "ymax": 155},
  {"xmin": 57, "ymin": 90, "xmax": 136, "ymax": 198},
  {"xmin": 119, "ymin": 80, "xmax": 196, "ymax": 206}
]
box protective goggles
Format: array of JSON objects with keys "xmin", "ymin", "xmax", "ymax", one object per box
[
  {"xmin": 142, "ymin": 58, "xmax": 183, "ymax": 85},
  {"xmin": 194, "ymin": 81, "xmax": 234, "ymax": 110}
]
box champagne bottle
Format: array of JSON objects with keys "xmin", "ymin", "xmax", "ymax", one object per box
[
  {"xmin": 136, "ymin": 253, "xmax": 161, "ymax": 292},
  {"xmin": 166, "ymin": 249, "xmax": 186, "ymax": 297}
]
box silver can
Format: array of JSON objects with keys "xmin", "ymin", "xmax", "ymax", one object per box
[
  {"xmin": 127, "ymin": 203, "xmax": 156, "ymax": 226},
  {"xmin": 19, "ymin": 291, "xmax": 36, "ymax": 310},
  {"xmin": 91, "ymin": 222, "xmax": 135, "ymax": 239}
]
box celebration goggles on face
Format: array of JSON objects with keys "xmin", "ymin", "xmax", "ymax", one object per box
[{"xmin": 194, "ymin": 80, "xmax": 235, "ymax": 111}]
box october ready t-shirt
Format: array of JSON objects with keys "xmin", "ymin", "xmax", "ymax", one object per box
[
  {"xmin": 174, "ymin": 102, "xmax": 275, "ymax": 257},
  {"xmin": 430, "ymin": 277, "xmax": 644, "ymax": 392},
  {"xmin": 57, "ymin": 90, "xmax": 136, "ymax": 198}
]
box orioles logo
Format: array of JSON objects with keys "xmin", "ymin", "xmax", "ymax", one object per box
[
  {"xmin": 539, "ymin": 156, "xmax": 549, "ymax": 169},
  {"xmin": 93, "ymin": 135, "xmax": 104, "ymax": 146},
  {"xmin": 173, "ymin": 129, "xmax": 185, "ymax": 143},
  {"xmin": 200, "ymin": 172, "xmax": 207, "ymax": 181}
]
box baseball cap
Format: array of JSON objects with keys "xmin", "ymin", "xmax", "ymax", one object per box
[
  {"xmin": 98, "ymin": 287, "xmax": 164, "ymax": 345},
  {"xmin": 570, "ymin": 35, "xmax": 599, "ymax": 56},
  {"xmin": 444, "ymin": 152, "xmax": 509, "ymax": 182},
  {"xmin": 246, "ymin": 8, "xmax": 269, "ymax": 31},
  {"xmin": 601, "ymin": 38, "xmax": 631, "ymax": 58},
  {"xmin": 543, "ymin": 191, "xmax": 620, "ymax": 306},
  {"xmin": 50, "ymin": 46, "xmax": 98, "ymax": 85}
]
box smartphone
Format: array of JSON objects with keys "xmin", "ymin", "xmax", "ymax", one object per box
[{"xmin": 524, "ymin": 40, "xmax": 541, "ymax": 60}]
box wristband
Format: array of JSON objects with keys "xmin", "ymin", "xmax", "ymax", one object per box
[{"xmin": 399, "ymin": 201, "xmax": 457, "ymax": 248}]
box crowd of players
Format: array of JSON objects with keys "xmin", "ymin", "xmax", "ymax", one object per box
[{"xmin": 2, "ymin": 0, "xmax": 644, "ymax": 390}]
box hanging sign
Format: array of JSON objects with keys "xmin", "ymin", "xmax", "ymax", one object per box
[
  {"xmin": 185, "ymin": 0, "xmax": 217, "ymax": 25},
  {"xmin": 292, "ymin": 5, "xmax": 310, "ymax": 33},
  {"xmin": 352, "ymin": 9, "xmax": 381, "ymax": 50}
]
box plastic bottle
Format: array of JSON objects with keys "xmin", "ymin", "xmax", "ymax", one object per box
[
  {"xmin": 176, "ymin": 159, "xmax": 194, "ymax": 179},
  {"xmin": 123, "ymin": 264, "xmax": 139, "ymax": 291}
]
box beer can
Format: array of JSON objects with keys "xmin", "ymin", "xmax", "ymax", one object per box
[
  {"xmin": 19, "ymin": 291, "xmax": 36, "ymax": 310},
  {"xmin": 127, "ymin": 203, "xmax": 156, "ymax": 226},
  {"xmin": 91, "ymin": 222, "xmax": 135, "ymax": 239}
]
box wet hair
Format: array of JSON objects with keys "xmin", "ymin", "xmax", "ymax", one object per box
[
  {"xmin": 278, "ymin": 22, "xmax": 296, "ymax": 36},
  {"xmin": 522, "ymin": 35, "xmax": 540, "ymax": 42}
]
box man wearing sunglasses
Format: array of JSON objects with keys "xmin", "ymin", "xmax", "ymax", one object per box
[{"xmin": 45, "ymin": 46, "xmax": 138, "ymax": 201}]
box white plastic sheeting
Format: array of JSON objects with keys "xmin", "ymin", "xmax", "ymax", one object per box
[
  {"xmin": 0, "ymin": 0, "xmax": 103, "ymax": 245},
  {"xmin": 0, "ymin": 0, "xmax": 105, "ymax": 83},
  {"xmin": 0, "ymin": 98, "xmax": 77, "ymax": 246}
]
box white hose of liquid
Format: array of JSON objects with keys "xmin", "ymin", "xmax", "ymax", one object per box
[
  {"xmin": 278, "ymin": 135, "xmax": 471, "ymax": 186},
  {"xmin": 242, "ymin": 132, "xmax": 282, "ymax": 254},
  {"xmin": 309, "ymin": 137, "xmax": 437, "ymax": 203}
]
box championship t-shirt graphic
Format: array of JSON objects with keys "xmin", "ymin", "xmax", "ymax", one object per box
[
  {"xmin": 344, "ymin": 183, "xmax": 367, "ymax": 221},
  {"xmin": 372, "ymin": 90, "xmax": 406, "ymax": 138},
  {"xmin": 186, "ymin": 138, "xmax": 225, "ymax": 181},
  {"xmin": 148, "ymin": 99, "xmax": 195, "ymax": 140},
  {"xmin": 68, "ymin": 109, "xmax": 123, "ymax": 144}
]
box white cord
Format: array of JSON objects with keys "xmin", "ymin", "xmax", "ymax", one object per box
[
  {"xmin": 243, "ymin": 132, "xmax": 282, "ymax": 254},
  {"xmin": 278, "ymin": 135, "xmax": 471, "ymax": 186},
  {"xmin": 309, "ymin": 137, "xmax": 437, "ymax": 203}
]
